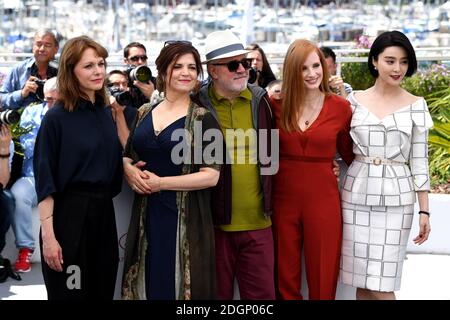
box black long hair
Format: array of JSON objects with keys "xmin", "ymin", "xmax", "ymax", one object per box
[{"xmin": 246, "ymin": 43, "xmax": 277, "ymax": 88}]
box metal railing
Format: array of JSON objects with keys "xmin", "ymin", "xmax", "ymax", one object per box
[
  {"xmin": 1, "ymin": 47, "xmax": 449, "ymax": 72},
  {"xmin": 333, "ymin": 47, "xmax": 450, "ymax": 75}
]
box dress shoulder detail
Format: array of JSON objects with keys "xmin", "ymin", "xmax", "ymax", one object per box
[{"xmin": 410, "ymin": 98, "xmax": 433, "ymax": 132}]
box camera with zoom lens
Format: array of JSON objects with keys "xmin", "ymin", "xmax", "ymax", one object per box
[
  {"xmin": 34, "ymin": 79, "xmax": 46, "ymax": 102},
  {"xmin": 108, "ymin": 86, "xmax": 132, "ymax": 106},
  {"xmin": 0, "ymin": 109, "xmax": 20, "ymax": 125},
  {"xmin": 126, "ymin": 65, "xmax": 152, "ymax": 85},
  {"xmin": 248, "ymin": 67, "xmax": 258, "ymax": 84}
]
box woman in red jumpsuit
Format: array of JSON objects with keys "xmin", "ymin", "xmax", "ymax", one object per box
[{"xmin": 271, "ymin": 40, "xmax": 354, "ymax": 300}]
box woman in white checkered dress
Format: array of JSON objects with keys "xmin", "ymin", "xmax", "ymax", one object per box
[{"xmin": 339, "ymin": 31, "xmax": 433, "ymax": 300}]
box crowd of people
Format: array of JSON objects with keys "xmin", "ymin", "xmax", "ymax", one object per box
[{"xmin": 0, "ymin": 28, "xmax": 433, "ymax": 300}]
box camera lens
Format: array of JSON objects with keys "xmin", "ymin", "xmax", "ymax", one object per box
[
  {"xmin": 128, "ymin": 65, "xmax": 152, "ymax": 83},
  {"xmin": 115, "ymin": 91, "xmax": 132, "ymax": 106},
  {"xmin": 109, "ymin": 87, "xmax": 132, "ymax": 106},
  {"xmin": 34, "ymin": 79, "xmax": 46, "ymax": 102},
  {"xmin": 248, "ymin": 67, "xmax": 258, "ymax": 84},
  {"xmin": 0, "ymin": 109, "xmax": 20, "ymax": 125}
]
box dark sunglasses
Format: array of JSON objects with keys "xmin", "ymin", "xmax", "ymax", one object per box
[
  {"xmin": 212, "ymin": 58, "xmax": 252, "ymax": 72},
  {"xmin": 128, "ymin": 55, "xmax": 148, "ymax": 62},
  {"xmin": 164, "ymin": 40, "xmax": 192, "ymax": 47}
]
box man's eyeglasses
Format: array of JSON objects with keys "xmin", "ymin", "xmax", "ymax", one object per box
[
  {"xmin": 164, "ymin": 40, "xmax": 192, "ymax": 47},
  {"xmin": 44, "ymin": 97, "xmax": 56, "ymax": 102},
  {"xmin": 212, "ymin": 59, "xmax": 252, "ymax": 72},
  {"xmin": 128, "ymin": 55, "xmax": 148, "ymax": 62}
]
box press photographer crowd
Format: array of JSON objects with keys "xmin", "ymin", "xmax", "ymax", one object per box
[{"xmin": 0, "ymin": 28, "xmax": 437, "ymax": 303}]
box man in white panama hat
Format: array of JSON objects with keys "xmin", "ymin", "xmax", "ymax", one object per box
[{"xmin": 194, "ymin": 29, "xmax": 276, "ymax": 300}]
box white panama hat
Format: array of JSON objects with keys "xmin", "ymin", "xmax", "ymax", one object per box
[{"xmin": 203, "ymin": 29, "xmax": 250, "ymax": 63}]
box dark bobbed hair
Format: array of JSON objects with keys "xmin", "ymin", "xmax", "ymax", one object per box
[
  {"xmin": 246, "ymin": 43, "xmax": 277, "ymax": 88},
  {"xmin": 155, "ymin": 41, "xmax": 203, "ymax": 93},
  {"xmin": 58, "ymin": 36, "xmax": 109, "ymax": 111},
  {"xmin": 123, "ymin": 42, "xmax": 147, "ymax": 58},
  {"xmin": 368, "ymin": 31, "xmax": 417, "ymax": 78}
]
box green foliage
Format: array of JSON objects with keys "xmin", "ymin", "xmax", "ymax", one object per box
[
  {"xmin": 341, "ymin": 35, "xmax": 375, "ymax": 90},
  {"xmin": 429, "ymin": 145, "xmax": 450, "ymax": 185},
  {"xmin": 427, "ymin": 86, "xmax": 450, "ymax": 122},
  {"xmin": 9, "ymin": 107, "xmax": 34, "ymax": 156},
  {"xmin": 402, "ymin": 64, "xmax": 450, "ymax": 100},
  {"xmin": 341, "ymin": 61, "xmax": 375, "ymax": 90},
  {"xmin": 427, "ymin": 86, "xmax": 450, "ymax": 185}
]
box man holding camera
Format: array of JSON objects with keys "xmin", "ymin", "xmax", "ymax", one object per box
[
  {"xmin": 123, "ymin": 42, "xmax": 156, "ymax": 109},
  {"xmin": 8, "ymin": 78, "xmax": 58, "ymax": 273},
  {"xmin": 0, "ymin": 29, "xmax": 58, "ymax": 110},
  {"xmin": 107, "ymin": 70, "xmax": 137, "ymax": 148}
]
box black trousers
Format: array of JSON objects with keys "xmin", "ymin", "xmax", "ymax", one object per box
[
  {"xmin": 40, "ymin": 186, "xmax": 118, "ymax": 300},
  {"xmin": 0, "ymin": 189, "xmax": 14, "ymax": 253}
]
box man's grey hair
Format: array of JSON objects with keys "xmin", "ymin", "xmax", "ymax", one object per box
[
  {"xmin": 34, "ymin": 29, "xmax": 59, "ymax": 47},
  {"xmin": 43, "ymin": 77, "xmax": 58, "ymax": 93}
]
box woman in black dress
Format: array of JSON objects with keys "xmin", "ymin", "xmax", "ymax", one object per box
[
  {"xmin": 34, "ymin": 36, "xmax": 122, "ymax": 300},
  {"xmin": 122, "ymin": 41, "xmax": 222, "ymax": 300}
]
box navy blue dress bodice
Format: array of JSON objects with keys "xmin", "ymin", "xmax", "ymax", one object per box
[
  {"xmin": 131, "ymin": 109, "xmax": 185, "ymax": 300},
  {"xmin": 132, "ymin": 110, "xmax": 185, "ymax": 210},
  {"xmin": 132, "ymin": 111, "xmax": 184, "ymax": 177}
]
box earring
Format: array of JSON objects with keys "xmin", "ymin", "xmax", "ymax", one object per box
[{"xmin": 374, "ymin": 66, "xmax": 377, "ymax": 70}]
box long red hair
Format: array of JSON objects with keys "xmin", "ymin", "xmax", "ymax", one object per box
[{"xmin": 281, "ymin": 39, "xmax": 331, "ymax": 132}]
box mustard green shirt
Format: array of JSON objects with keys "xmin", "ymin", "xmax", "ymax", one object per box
[{"xmin": 209, "ymin": 85, "xmax": 271, "ymax": 231}]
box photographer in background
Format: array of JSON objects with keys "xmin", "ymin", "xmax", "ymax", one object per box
[
  {"xmin": 9, "ymin": 78, "xmax": 58, "ymax": 273},
  {"xmin": 0, "ymin": 123, "xmax": 14, "ymax": 260},
  {"xmin": 123, "ymin": 42, "xmax": 156, "ymax": 109},
  {"xmin": 320, "ymin": 46, "xmax": 351, "ymax": 185},
  {"xmin": 0, "ymin": 29, "xmax": 58, "ymax": 110},
  {"xmin": 246, "ymin": 43, "xmax": 277, "ymax": 88},
  {"xmin": 266, "ymin": 79, "xmax": 283, "ymax": 101},
  {"xmin": 320, "ymin": 46, "xmax": 352, "ymax": 98},
  {"xmin": 107, "ymin": 70, "xmax": 137, "ymax": 148}
]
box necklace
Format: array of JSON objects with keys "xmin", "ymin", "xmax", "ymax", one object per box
[{"xmin": 302, "ymin": 94, "xmax": 324, "ymax": 128}]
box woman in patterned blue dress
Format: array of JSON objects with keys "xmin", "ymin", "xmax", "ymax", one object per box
[{"xmin": 340, "ymin": 31, "xmax": 433, "ymax": 300}]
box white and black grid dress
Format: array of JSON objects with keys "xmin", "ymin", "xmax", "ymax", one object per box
[{"xmin": 339, "ymin": 92, "xmax": 433, "ymax": 292}]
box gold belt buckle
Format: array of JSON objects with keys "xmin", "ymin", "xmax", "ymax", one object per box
[{"xmin": 373, "ymin": 157, "xmax": 382, "ymax": 166}]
